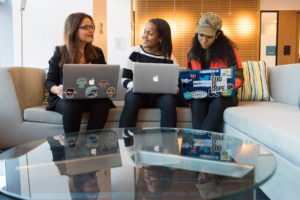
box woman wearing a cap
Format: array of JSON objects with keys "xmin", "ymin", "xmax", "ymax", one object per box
[
  {"xmin": 119, "ymin": 18, "xmax": 177, "ymax": 128},
  {"xmin": 187, "ymin": 12, "xmax": 244, "ymax": 132}
]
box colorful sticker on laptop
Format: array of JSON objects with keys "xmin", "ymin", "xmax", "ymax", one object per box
[
  {"xmin": 64, "ymin": 88, "xmax": 77, "ymax": 98},
  {"xmin": 85, "ymin": 86, "xmax": 98, "ymax": 98},
  {"xmin": 100, "ymin": 80, "xmax": 108, "ymax": 88},
  {"xmin": 108, "ymin": 134, "xmax": 117, "ymax": 144},
  {"xmin": 76, "ymin": 77, "xmax": 87, "ymax": 89},
  {"xmin": 208, "ymin": 89, "xmax": 219, "ymax": 98},
  {"xmin": 227, "ymin": 83, "xmax": 235, "ymax": 91},
  {"xmin": 189, "ymin": 73, "xmax": 197, "ymax": 80},
  {"xmin": 106, "ymin": 87, "xmax": 115, "ymax": 97},
  {"xmin": 192, "ymin": 90, "xmax": 208, "ymax": 98},
  {"xmin": 220, "ymin": 68, "xmax": 232, "ymax": 77},
  {"xmin": 87, "ymin": 134, "xmax": 99, "ymax": 147},
  {"xmin": 67, "ymin": 137, "xmax": 76, "ymax": 148},
  {"xmin": 183, "ymin": 92, "xmax": 193, "ymax": 99}
]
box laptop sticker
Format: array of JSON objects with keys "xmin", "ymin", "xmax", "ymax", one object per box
[
  {"xmin": 100, "ymin": 80, "xmax": 108, "ymax": 88},
  {"xmin": 106, "ymin": 87, "xmax": 115, "ymax": 97},
  {"xmin": 85, "ymin": 86, "xmax": 98, "ymax": 98},
  {"xmin": 208, "ymin": 89, "xmax": 219, "ymax": 98},
  {"xmin": 76, "ymin": 77, "xmax": 87, "ymax": 89},
  {"xmin": 87, "ymin": 134, "xmax": 99, "ymax": 148},
  {"xmin": 64, "ymin": 88, "xmax": 77, "ymax": 98},
  {"xmin": 192, "ymin": 90, "xmax": 208, "ymax": 98}
]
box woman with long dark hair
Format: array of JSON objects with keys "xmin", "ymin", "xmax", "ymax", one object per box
[
  {"xmin": 187, "ymin": 12, "xmax": 244, "ymax": 132},
  {"xmin": 119, "ymin": 18, "xmax": 177, "ymax": 128},
  {"xmin": 45, "ymin": 12, "xmax": 115, "ymax": 133}
]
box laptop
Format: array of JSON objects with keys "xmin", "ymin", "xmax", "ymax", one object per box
[
  {"xmin": 179, "ymin": 67, "xmax": 236, "ymax": 99},
  {"xmin": 63, "ymin": 130, "xmax": 122, "ymax": 175},
  {"xmin": 132, "ymin": 62, "xmax": 179, "ymax": 94},
  {"xmin": 63, "ymin": 64, "xmax": 120, "ymax": 99}
]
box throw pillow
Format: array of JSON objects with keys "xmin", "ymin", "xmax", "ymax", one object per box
[{"xmin": 237, "ymin": 61, "xmax": 271, "ymax": 101}]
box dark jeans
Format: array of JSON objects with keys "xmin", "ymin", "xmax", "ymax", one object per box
[
  {"xmin": 55, "ymin": 98, "xmax": 113, "ymax": 133},
  {"xmin": 119, "ymin": 91, "xmax": 177, "ymax": 128},
  {"xmin": 191, "ymin": 96, "xmax": 238, "ymax": 132}
]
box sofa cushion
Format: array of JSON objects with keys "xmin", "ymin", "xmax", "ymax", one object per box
[
  {"xmin": 269, "ymin": 64, "xmax": 300, "ymax": 107},
  {"xmin": 237, "ymin": 61, "xmax": 270, "ymax": 101},
  {"xmin": 24, "ymin": 105, "xmax": 192, "ymax": 125},
  {"xmin": 224, "ymin": 101, "xmax": 300, "ymax": 168}
]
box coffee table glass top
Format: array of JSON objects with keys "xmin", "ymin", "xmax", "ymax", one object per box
[{"xmin": 0, "ymin": 128, "xmax": 276, "ymax": 200}]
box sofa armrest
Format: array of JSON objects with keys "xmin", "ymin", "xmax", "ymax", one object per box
[
  {"xmin": 0, "ymin": 66, "xmax": 45, "ymax": 148},
  {"xmin": 9, "ymin": 67, "xmax": 46, "ymax": 114}
]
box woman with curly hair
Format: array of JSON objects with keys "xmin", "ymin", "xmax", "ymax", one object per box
[{"xmin": 187, "ymin": 12, "xmax": 244, "ymax": 132}]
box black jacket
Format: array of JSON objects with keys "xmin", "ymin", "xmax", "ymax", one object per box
[{"xmin": 45, "ymin": 46, "xmax": 114, "ymax": 110}]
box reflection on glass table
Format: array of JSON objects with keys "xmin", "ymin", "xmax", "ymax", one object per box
[{"xmin": 0, "ymin": 128, "xmax": 276, "ymax": 200}]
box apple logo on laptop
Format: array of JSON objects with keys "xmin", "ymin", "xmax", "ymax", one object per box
[
  {"xmin": 153, "ymin": 75, "xmax": 159, "ymax": 82},
  {"xmin": 89, "ymin": 78, "xmax": 95, "ymax": 85}
]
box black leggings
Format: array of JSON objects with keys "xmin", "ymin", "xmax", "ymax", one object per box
[
  {"xmin": 119, "ymin": 91, "xmax": 177, "ymax": 128},
  {"xmin": 55, "ymin": 98, "xmax": 113, "ymax": 133},
  {"xmin": 191, "ymin": 96, "xmax": 238, "ymax": 132}
]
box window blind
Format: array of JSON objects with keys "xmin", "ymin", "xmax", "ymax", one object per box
[{"xmin": 135, "ymin": 0, "xmax": 260, "ymax": 67}]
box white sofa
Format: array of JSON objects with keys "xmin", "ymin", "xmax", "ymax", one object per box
[
  {"xmin": 223, "ymin": 64, "xmax": 300, "ymax": 200},
  {"xmin": 0, "ymin": 63, "xmax": 299, "ymax": 200}
]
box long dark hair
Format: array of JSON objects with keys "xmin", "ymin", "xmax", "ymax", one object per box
[
  {"xmin": 59, "ymin": 12, "xmax": 99, "ymax": 66},
  {"xmin": 149, "ymin": 18, "xmax": 172, "ymax": 59},
  {"xmin": 189, "ymin": 31, "xmax": 237, "ymax": 66}
]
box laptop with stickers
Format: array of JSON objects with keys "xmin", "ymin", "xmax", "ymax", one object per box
[
  {"xmin": 179, "ymin": 67, "xmax": 236, "ymax": 99},
  {"xmin": 132, "ymin": 62, "xmax": 179, "ymax": 94},
  {"xmin": 63, "ymin": 130, "xmax": 122, "ymax": 175},
  {"xmin": 63, "ymin": 64, "xmax": 120, "ymax": 99}
]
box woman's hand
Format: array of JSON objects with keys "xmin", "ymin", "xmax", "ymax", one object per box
[{"xmin": 51, "ymin": 85, "xmax": 63, "ymax": 98}]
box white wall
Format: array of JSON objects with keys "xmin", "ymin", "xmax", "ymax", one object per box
[
  {"xmin": 260, "ymin": 12, "xmax": 277, "ymax": 67},
  {"xmin": 106, "ymin": 0, "xmax": 133, "ymax": 194},
  {"xmin": 261, "ymin": 0, "xmax": 300, "ymax": 10},
  {"xmin": 107, "ymin": 0, "xmax": 132, "ymax": 68},
  {"xmin": 0, "ymin": 0, "xmax": 13, "ymax": 66},
  {"xmin": 12, "ymin": 0, "xmax": 93, "ymax": 68}
]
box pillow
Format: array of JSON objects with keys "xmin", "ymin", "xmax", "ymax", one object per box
[{"xmin": 237, "ymin": 61, "xmax": 271, "ymax": 101}]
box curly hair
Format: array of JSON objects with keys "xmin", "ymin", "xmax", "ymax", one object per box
[{"xmin": 189, "ymin": 31, "xmax": 237, "ymax": 67}]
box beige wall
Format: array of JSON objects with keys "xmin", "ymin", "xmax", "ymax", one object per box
[
  {"xmin": 261, "ymin": 0, "xmax": 300, "ymax": 10},
  {"xmin": 93, "ymin": 0, "xmax": 107, "ymax": 60}
]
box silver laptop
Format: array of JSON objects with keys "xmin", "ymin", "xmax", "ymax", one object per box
[
  {"xmin": 63, "ymin": 64, "xmax": 120, "ymax": 99},
  {"xmin": 132, "ymin": 62, "xmax": 179, "ymax": 94}
]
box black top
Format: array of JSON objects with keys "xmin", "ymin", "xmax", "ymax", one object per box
[{"xmin": 45, "ymin": 46, "xmax": 109, "ymax": 110}]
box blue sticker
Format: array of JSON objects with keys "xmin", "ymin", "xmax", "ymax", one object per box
[
  {"xmin": 183, "ymin": 92, "xmax": 193, "ymax": 99},
  {"xmin": 85, "ymin": 86, "xmax": 98, "ymax": 98}
]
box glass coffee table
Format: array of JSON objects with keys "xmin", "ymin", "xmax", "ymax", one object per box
[{"xmin": 0, "ymin": 128, "xmax": 276, "ymax": 200}]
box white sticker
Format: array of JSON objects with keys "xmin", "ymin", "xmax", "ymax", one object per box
[{"xmin": 192, "ymin": 90, "xmax": 208, "ymax": 98}]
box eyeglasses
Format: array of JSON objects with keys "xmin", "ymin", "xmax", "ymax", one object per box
[{"xmin": 78, "ymin": 25, "xmax": 95, "ymax": 30}]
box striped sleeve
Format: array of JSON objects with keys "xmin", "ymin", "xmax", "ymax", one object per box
[{"xmin": 121, "ymin": 47, "xmax": 136, "ymax": 89}]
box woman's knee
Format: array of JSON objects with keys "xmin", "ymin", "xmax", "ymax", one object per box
[
  {"xmin": 160, "ymin": 95, "xmax": 176, "ymax": 106},
  {"xmin": 209, "ymin": 97, "xmax": 237, "ymax": 112},
  {"xmin": 125, "ymin": 91, "xmax": 143, "ymax": 104}
]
